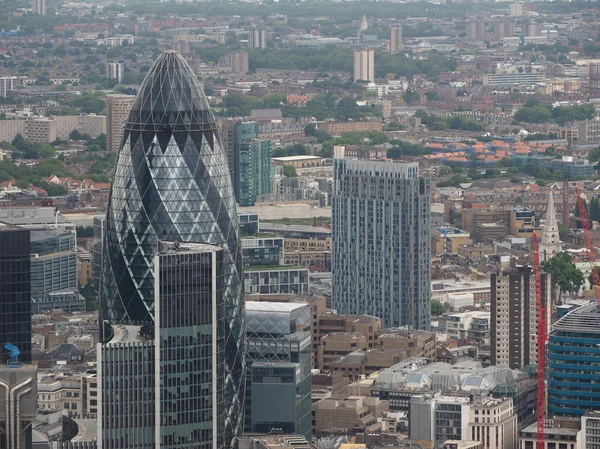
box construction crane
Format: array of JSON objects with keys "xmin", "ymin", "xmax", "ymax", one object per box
[
  {"xmin": 532, "ymin": 230, "xmax": 547, "ymax": 449},
  {"xmin": 575, "ymin": 186, "xmax": 600, "ymax": 303}
]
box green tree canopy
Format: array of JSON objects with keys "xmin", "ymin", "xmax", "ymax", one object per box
[{"xmin": 541, "ymin": 251, "xmax": 584, "ymax": 303}]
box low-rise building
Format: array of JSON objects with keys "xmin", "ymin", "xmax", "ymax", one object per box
[
  {"xmin": 244, "ymin": 266, "xmax": 309, "ymax": 295},
  {"xmin": 312, "ymin": 395, "xmax": 388, "ymax": 433},
  {"xmin": 37, "ymin": 372, "xmax": 98, "ymax": 417}
]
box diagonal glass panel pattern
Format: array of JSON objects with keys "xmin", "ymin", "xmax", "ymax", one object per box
[{"xmin": 101, "ymin": 50, "xmax": 245, "ymax": 448}]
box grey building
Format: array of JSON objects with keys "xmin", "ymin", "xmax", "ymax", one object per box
[
  {"xmin": 0, "ymin": 363, "xmax": 37, "ymax": 449},
  {"xmin": 100, "ymin": 50, "xmax": 245, "ymax": 448},
  {"xmin": 332, "ymin": 159, "xmax": 431, "ymax": 329},
  {"xmin": 99, "ymin": 242, "xmax": 226, "ymax": 449},
  {"xmin": 245, "ymin": 301, "xmax": 312, "ymax": 441},
  {"xmin": 241, "ymin": 237, "xmax": 284, "ymax": 268},
  {"xmin": 244, "ymin": 267, "xmax": 309, "ymax": 295}
]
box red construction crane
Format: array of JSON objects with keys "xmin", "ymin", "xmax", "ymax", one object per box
[
  {"xmin": 575, "ymin": 186, "xmax": 600, "ymax": 304},
  {"xmin": 532, "ymin": 230, "xmax": 546, "ymax": 449}
]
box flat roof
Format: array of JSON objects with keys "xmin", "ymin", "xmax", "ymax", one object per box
[{"xmin": 271, "ymin": 155, "xmax": 323, "ymax": 161}]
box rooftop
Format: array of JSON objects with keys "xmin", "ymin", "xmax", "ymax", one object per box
[
  {"xmin": 158, "ymin": 241, "xmax": 222, "ymax": 255},
  {"xmin": 552, "ymin": 303, "xmax": 600, "ymax": 335},
  {"xmin": 271, "ymin": 155, "xmax": 323, "ymax": 161}
]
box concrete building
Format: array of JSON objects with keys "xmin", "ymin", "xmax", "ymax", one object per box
[
  {"xmin": 217, "ymin": 118, "xmax": 241, "ymax": 184},
  {"xmin": 54, "ymin": 114, "xmax": 106, "ymax": 140},
  {"xmin": 519, "ymin": 419, "xmax": 581, "ymax": 449},
  {"xmin": 578, "ymin": 118, "xmax": 600, "ymax": 144},
  {"xmin": 390, "ymin": 26, "xmax": 403, "ymax": 54},
  {"xmin": 105, "ymin": 94, "xmax": 135, "ymax": 153},
  {"xmin": 509, "ymin": 3, "xmax": 523, "ymax": 16},
  {"xmin": 37, "ymin": 372, "xmax": 98, "ymax": 416},
  {"xmin": 318, "ymin": 332, "xmax": 367, "ymax": 371},
  {"xmin": 432, "ymin": 226, "xmax": 471, "ymax": 255},
  {"xmin": 353, "ymin": 48, "xmax": 375, "ymax": 82},
  {"xmin": 313, "ymin": 395, "xmax": 388, "ymax": 433},
  {"xmin": 495, "ymin": 19, "xmax": 514, "ymax": 40},
  {"xmin": 0, "ymin": 77, "xmax": 17, "ymax": 97},
  {"xmin": 410, "ymin": 394, "xmax": 517, "ymax": 449},
  {"xmin": 241, "ymin": 236, "xmax": 284, "ymax": 267},
  {"xmin": 522, "ymin": 21, "xmax": 541, "ymax": 37},
  {"xmin": 32, "ymin": 0, "xmax": 46, "ymax": 15},
  {"xmin": 220, "ymin": 52, "xmax": 249, "ymax": 74},
  {"xmin": 318, "ymin": 118, "xmax": 383, "ymax": 135},
  {"xmin": 443, "ymin": 311, "xmax": 491, "ymax": 344},
  {"xmin": 0, "ymin": 364, "xmax": 37, "ymax": 449},
  {"xmin": 249, "ymin": 28, "xmax": 267, "ymax": 49},
  {"xmin": 466, "ymin": 19, "xmax": 485, "ymax": 41},
  {"xmin": 332, "ymin": 159, "xmax": 431, "ymax": 330},
  {"xmin": 491, "ymin": 266, "xmax": 551, "ymax": 369},
  {"xmin": 582, "ymin": 412, "xmax": 600, "ymax": 449},
  {"xmin": 104, "ymin": 62, "xmax": 125, "ymax": 83},
  {"xmin": 24, "ymin": 118, "xmax": 56, "ymax": 143}
]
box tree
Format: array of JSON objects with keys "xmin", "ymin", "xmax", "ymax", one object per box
[
  {"xmin": 431, "ymin": 300, "xmax": 445, "ymax": 316},
  {"xmin": 541, "ymin": 252, "xmax": 584, "ymax": 303},
  {"xmin": 589, "ymin": 146, "xmax": 600, "ymax": 165},
  {"xmin": 283, "ymin": 165, "xmax": 297, "ymax": 177},
  {"xmin": 403, "ymin": 89, "xmax": 420, "ymax": 105}
]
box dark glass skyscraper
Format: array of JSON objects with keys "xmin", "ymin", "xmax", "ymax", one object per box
[
  {"xmin": 0, "ymin": 225, "xmax": 31, "ymax": 364},
  {"xmin": 100, "ymin": 50, "xmax": 244, "ymax": 448}
]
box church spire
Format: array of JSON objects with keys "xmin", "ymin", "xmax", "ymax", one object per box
[{"xmin": 540, "ymin": 189, "xmax": 562, "ymax": 260}]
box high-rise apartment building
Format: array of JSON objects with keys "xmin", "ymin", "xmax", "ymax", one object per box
[
  {"xmin": 104, "ymin": 62, "xmax": 125, "ymax": 83},
  {"xmin": 217, "ymin": 118, "xmax": 241, "ymax": 184},
  {"xmin": 100, "ymin": 50, "xmax": 245, "ymax": 448},
  {"xmin": 32, "ymin": 0, "xmax": 46, "ymax": 15},
  {"xmin": 494, "ymin": 19, "xmax": 514, "ymax": 40},
  {"xmin": 466, "ymin": 19, "xmax": 485, "ymax": 41},
  {"xmin": 234, "ymin": 122, "xmax": 272, "ymax": 206},
  {"xmin": 390, "ymin": 26, "xmax": 403, "ymax": 54},
  {"xmin": 490, "ymin": 266, "xmax": 550, "ymax": 369},
  {"xmin": 248, "ymin": 28, "xmax": 267, "ymax": 49},
  {"xmin": 522, "ymin": 20, "xmax": 541, "ymax": 37},
  {"xmin": 353, "ymin": 48, "xmax": 375, "ymax": 82},
  {"xmin": 106, "ymin": 94, "xmax": 135, "ymax": 153},
  {"xmin": 220, "ymin": 52, "xmax": 249, "ymax": 74},
  {"xmin": 245, "ymin": 302, "xmax": 312, "ymax": 440},
  {"xmin": 0, "ymin": 77, "xmax": 17, "ymax": 97},
  {"xmin": 0, "ymin": 226, "xmax": 31, "ymax": 364},
  {"xmin": 332, "ymin": 160, "xmax": 431, "ymax": 329}
]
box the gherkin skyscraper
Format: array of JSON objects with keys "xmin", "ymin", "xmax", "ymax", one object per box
[{"xmin": 100, "ymin": 50, "xmax": 245, "ymax": 449}]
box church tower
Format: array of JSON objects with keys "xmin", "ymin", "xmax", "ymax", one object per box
[{"xmin": 540, "ymin": 189, "xmax": 563, "ymax": 261}]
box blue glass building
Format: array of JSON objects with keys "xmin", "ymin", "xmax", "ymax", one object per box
[
  {"xmin": 100, "ymin": 51, "xmax": 245, "ymax": 449},
  {"xmin": 547, "ymin": 303, "xmax": 600, "ymax": 416}
]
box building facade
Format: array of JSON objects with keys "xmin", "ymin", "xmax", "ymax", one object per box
[
  {"xmin": 332, "ymin": 159, "xmax": 431, "ymax": 329},
  {"xmin": 249, "ymin": 28, "xmax": 267, "ymax": 49},
  {"xmin": 245, "ymin": 302, "xmax": 312, "ymax": 440},
  {"xmin": 547, "ymin": 303, "xmax": 600, "ymax": 417},
  {"xmin": 234, "ymin": 122, "xmax": 272, "ymax": 206},
  {"xmin": 32, "ymin": 0, "xmax": 46, "ymax": 15},
  {"xmin": 105, "ymin": 94, "xmax": 135, "ymax": 153},
  {"xmin": 0, "ymin": 226, "xmax": 31, "ymax": 364},
  {"xmin": 490, "ymin": 266, "xmax": 550, "ymax": 369},
  {"xmin": 105, "ymin": 62, "xmax": 125, "ymax": 83},
  {"xmin": 353, "ymin": 48, "xmax": 375, "ymax": 82},
  {"xmin": 244, "ymin": 266, "xmax": 309, "ymax": 295},
  {"xmin": 100, "ymin": 51, "xmax": 245, "ymax": 448},
  {"xmin": 0, "ymin": 364, "xmax": 37, "ymax": 449},
  {"xmin": 390, "ymin": 26, "xmax": 403, "ymax": 53}
]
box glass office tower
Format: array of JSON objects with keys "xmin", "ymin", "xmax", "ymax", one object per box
[
  {"xmin": 100, "ymin": 50, "xmax": 244, "ymax": 448},
  {"xmin": 332, "ymin": 159, "xmax": 431, "ymax": 330}
]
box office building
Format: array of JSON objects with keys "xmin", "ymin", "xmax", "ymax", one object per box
[
  {"xmin": 100, "ymin": 242, "xmax": 227, "ymax": 448},
  {"xmin": 104, "ymin": 62, "xmax": 125, "ymax": 83},
  {"xmin": 32, "ymin": 0, "xmax": 46, "ymax": 15},
  {"xmin": 234, "ymin": 122, "xmax": 272, "ymax": 206},
  {"xmin": 0, "ymin": 226, "xmax": 31, "ymax": 364},
  {"xmin": 390, "ymin": 25, "xmax": 403, "ymax": 53},
  {"xmin": 466, "ymin": 19, "xmax": 485, "ymax": 41},
  {"xmin": 0, "ymin": 364, "xmax": 37, "ymax": 449},
  {"xmin": 353, "ymin": 48, "xmax": 375, "ymax": 82},
  {"xmin": 244, "ymin": 266, "xmax": 309, "ymax": 295},
  {"xmin": 410, "ymin": 394, "xmax": 517, "ymax": 449},
  {"xmin": 332, "ymin": 159, "xmax": 431, "ymax": 329},
  {"xmin": 490, "ymin": 266, "xmax": 550, "ymax": 369},
  {"xmin": 249, "ymin": 28, "xmax": 267, "ymax": 49},
  {"xmin": 106, "ymin": 94, "xmax": 135, "ymax": 153},
  {"xmin": 241, "ymin": 237, "xmax": 284, "ymax": 267},
  {"xmin": 582, "ymin": 412, "xmax": 600, "ymax": 449},
  {"xmin": 101, "ymin": 50, "xmax": 245, "ymax": 448},
  {"xmin": 313, "ymin": 395, "xmax": 387, "ymax": 433},
  {"xmin": 547, "ymin": 303, "xmax": 600, "ymax": 417},
  {"xmin": 92, "ymin": 216, "xmax": 104, "ymax": 298},
  {"xmin": 245, "ymin": 302, "xmax": 312, "ymax": 440}
]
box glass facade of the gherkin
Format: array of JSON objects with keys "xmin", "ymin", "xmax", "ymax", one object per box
[{"xmin": 101, "ymin": 50, "xmax": 245, "ymax": 448}]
